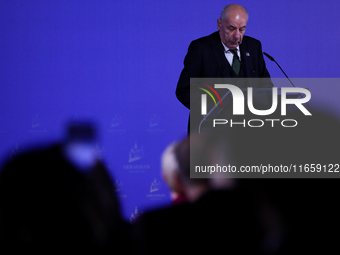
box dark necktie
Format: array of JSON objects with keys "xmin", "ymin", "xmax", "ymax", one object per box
[{"xmin": 230, "ymin": 49, "xmax": 240, "ymax": 76}]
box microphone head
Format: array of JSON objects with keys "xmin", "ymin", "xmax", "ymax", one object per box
[{"xmin": 263, "ymin": 52, "xmax": 275, "ymax": 61}]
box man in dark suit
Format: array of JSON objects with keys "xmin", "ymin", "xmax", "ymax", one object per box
[{"xmin": 176, "ymin": 4, "xmax": 273, "ymax": 132}]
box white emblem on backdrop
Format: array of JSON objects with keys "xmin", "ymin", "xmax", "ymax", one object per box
[
  {"xmin": 123, "ymin": 142, "xmax": 150, "ymax": 173},
  {"xmin": 146, "ymin": 178, "xmax": 167, "ymax": 200},
  {"xmin": 146, "ymin": 114, "xmax": 165, "ymax": 133},
  {"xmin": 28, "ymin": 114, "xmax": 47, "ymax": 133},
  {"xmin": 130, "ymin": 207, "xmax": 142, "ymax": 223},
  {"xmin": 150, "ymin": 178, "xmax": 162, "ymax": 193},
  {"xmin": 128, "ymin": 142, "xmax": 145, "ymax": 163},
  {"xmin": 108, "ymin": 114, "xmax": 127, "ymax": 133}
]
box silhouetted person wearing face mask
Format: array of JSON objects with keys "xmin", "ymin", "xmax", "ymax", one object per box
[{"xmin": 0, "ymin": 122, "xmax": 130, "ymax": 254}]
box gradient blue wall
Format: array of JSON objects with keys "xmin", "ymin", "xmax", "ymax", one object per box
[{"xmin": 1, "ymin": 0, "xmax": 339, "ymax": 220}]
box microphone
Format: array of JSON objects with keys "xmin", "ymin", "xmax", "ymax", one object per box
[
  {"xmin": 263, "ymin": 52, "xmax": 296, "ymax": 88},
  {"xmin": 263, "ymin": 52, "xmax": 312, "ymax": 112},
  {"xmin": 263, "ymin": 52, "xmax": 274, "ymax": 62}
]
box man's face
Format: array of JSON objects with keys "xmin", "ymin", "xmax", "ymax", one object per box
[{"xmin": 217, "ymin": 8, "xmax": 248, "ymax": 49}]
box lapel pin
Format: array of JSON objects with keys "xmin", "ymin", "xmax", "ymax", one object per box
[{"xmin": 246, "ymin": 52, "xmax": 250, "ymax": 56}]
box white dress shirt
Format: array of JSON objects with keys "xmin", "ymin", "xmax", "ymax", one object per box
[{"xmin": 221, "ymin": 42, "xmax": 241, "ymax": 66}]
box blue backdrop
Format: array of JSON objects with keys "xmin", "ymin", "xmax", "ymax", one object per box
[{"xmin": 1, "ymin": 0, "xmax": 340, "ymax": 220}]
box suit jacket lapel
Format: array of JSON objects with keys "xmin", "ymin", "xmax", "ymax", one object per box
[
  {"xmin": 240, "ymin": 43, "xmax": 255, "ymax": 77},
  {"xmin": 211, "ymin": 32, "xmax": 231, "ymax": 77}
]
